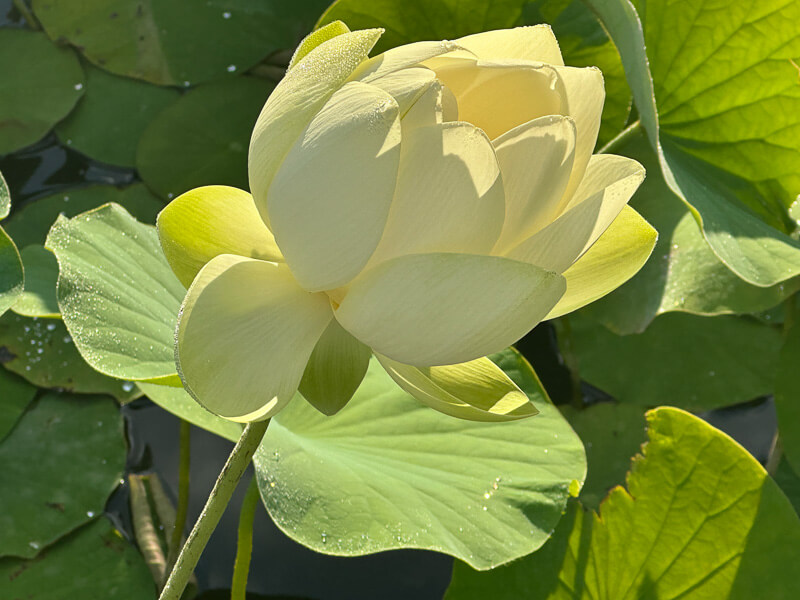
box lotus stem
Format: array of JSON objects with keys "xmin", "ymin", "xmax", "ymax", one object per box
[
  {"xmin": 598, "ymin": 119, "xmax": 641, "ymax": 154},
  {"xmin": 12, "ymin": 0, "xmax": 40, "ymax": 30},
  {"xmin": 158, "ymin": 420, "xmax": 270, "ymax": 600},
  {"xmin": 231, "ymin": 476, "xmax": 261, "ymax": 600},
  {"xmin": 163, "ymin": 419, "xmax": 192, "ymax": 586}
]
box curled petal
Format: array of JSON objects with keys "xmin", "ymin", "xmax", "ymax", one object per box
[
  {"xmin": 157, "ymin": 185, "xmax": 282, "ymax": 288},
  {"xmin": 176, "ymin": 255, "xmax": 332, "ymax": 422}
]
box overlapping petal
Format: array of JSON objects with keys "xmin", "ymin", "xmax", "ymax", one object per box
[
  {"xmin": 427, "ymin": 58, "xmax": 565, "ymax": 140},
  {"xmin": 366, "ymin": 121, "xmax": 505, "ymax": 267},
  {"xmin": 249, "ymin": 28, "xmax": 383, "ymax": 225},
  {"xmin": 299, "ymin": 319, "xmax": 372, "ymax": 416},
  {"xmin": 507, "ymin": 154, "xmax": 646, "ymax": 272},
  {"xmin": 157, "ymin": 185, "xmax": 282, "ymax": 287},
  {"xmin": 546, "ymin": 206, "xmax": 658, "ymax": 319},
  {"xmin": 492, "ymin": 115, "xmax": 576, "ymax": 252},
  {"xmin": 176, "ymin": 254, "xmax": 332, "ymax": 422},
  {"xmin": 268, "ymin": 81, "xmax": 402, "ymax": 292},
  {"xmin": 378, "ymin": 354, "xmax": 538, "ymax": 421},
  {"xmin": 456, "ymin": 25, "xmax": 564, "ymax": 65},
  {"xmin": 335, "ymin": 252, "xmax": 566, "ymax": 366},
  {"xmin": 350, "ymin": 39, "xmax": 463, "ymax": 83}
]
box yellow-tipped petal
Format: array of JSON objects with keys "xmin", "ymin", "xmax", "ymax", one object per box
[
  {"xmin": 157, "ymin": 185, "xmax": 282, "ymax": 288},
  {"xmin": 288, "ymin": 20, "xmax": 351, "ymax": 70},
  {"xmin": 457, "ymin": 25, "xmax": 564, "ymax": 65},
  {"xmin": 299, "ymin": 319, "xmax": 372, "ymax": 416},
  {"xmin": 268, "ymin": 81, "xmax": 402, "ymax": 292},
  {"xmin": 492, "ymin": 115, "xmax": 577, "ymax": 252},
  {"xmin": 554, "ymin": 65, "xmax": 605, "ymax": 205},
  {"xmin": 507, "ymin": 154, "xmax": 645, "ymax": 272},
  {"xmin": 429, "ymin": 59, "xmax": 564, "ymax": 140},
  {"xmin": 378, "ymin": 354, "xmax": 538, "ymax": 422},
  {"xmin": 335, "ymin": 252, "xmax": 566, "ymax": 366},
  {"xmin": 176, "ymin": 254, "xmax": 332, "ymax": 422},
  {"xmin": 546, "ymin": 206, "xmax": 658, "ymax": 319},
  {"xmin": 249, "ymin": 29, "xmax": 383, "ymax": 225},
  {"xmin": 366, "ymin": 121, "xmax": 505, "ymax": 267}
]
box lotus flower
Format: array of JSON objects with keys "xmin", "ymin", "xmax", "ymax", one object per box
[{"xmin": 157, "ymin": 22, "xmax": 656, "ymax": 422}]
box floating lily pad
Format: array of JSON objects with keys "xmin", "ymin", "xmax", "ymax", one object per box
[
  {"xmin": 3, "ymin": 183, "xmax": 164, "ymax": 247},
  {"xmin": 0, "ymin": 171, "xmax": 9, "ymax": 219},
  {"xmin": 774, "ymin": 458, "xmax": 800, "ymax": 517},
  {"xmin": 55, "ymin": 65, "xmax": 179, "ymax": 167},
  {"xmin": 136, "ymin": 77, "xmax": 273, "ymax": 199},
  {"xmin": 0, "ymin": 367, "xmax": 37, "ymax": 442},
  {"xmin": 32, "ymin": 0, "xmax": 327, "ymax": 86},
  {"xmin": 46, "ymin": 203, "xmax": 185, "ymax": 384},
  {"xmin": 0, "ymin": 29, "xmax": 84, "ymax": 154},
  {"xmin": 255, "ymin": 349, "xmax": 586, "ymax": 570},
  {"xmin": 446, "ymin": 408, "xmax": 800, "ymax": 599},
  {"xmin": 0, "ymin": 394, "xmax": 127, "ymax": 558},
  {"xmin": 565, "ymin": 312, "xmax": 782, "ymax": 410},
  {"xmin": 560, "ymin": 402, "xmax": 647, "ymax": 509},
  {"xmin": 0, "ymin": 313, "xmax": 139, "ymax": 401},
  {"xmin": 12, "ymin": 245, "xmax": 60, "ymax": 318},
  {"xmin": 0, "ymin": 226, "xmax": 23, "ymax": 317},
  {"xmin": 0, "ymin": 517, "xmax": 156, "ymax": 599}
]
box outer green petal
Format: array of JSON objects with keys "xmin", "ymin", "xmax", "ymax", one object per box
[
  {"xmin": 456, "ymin": 25, "xmax": 564, "ymax": 65},
  {"xmin": 366, "ymin": 121, "xmax": 505, "ymax": 268},
  {"xmin": 547, "ymin": 206, "xmax": 658, "ymax": 319},
  {"xmin": 157, "ymin": 185, "xmax": 282, "ymax": 288},
  {"xmin": 268, "ymin": 81, "xmax": 401, "ymax": 292},
  {"xmin": 249, "ymin": 28, "xmax": 383, "ymax": 225},
  {"xmin": 288, "ymin": 21, "xmax": 351, "ymax": 70},
  {"xmin": 492, "ymin": 115, "xmax": 576, "ymax": 253},
  {"xmin": 176, "ymin": 254, "xmax": 332, "ymax": 422},
  {"xmin": 335, "ymin": 252, "xmax": 566, "ymax": 366},
  {"xmin": 377, "ymin": 354, "xmax": 538, "ymax": 422},
  {"xmin": 299, "ymin": 319, "xmax": 371, "ymax": 416},
  {"xmin": 507, "ymin": 154, "xmax": 645, "ymax": 272}
]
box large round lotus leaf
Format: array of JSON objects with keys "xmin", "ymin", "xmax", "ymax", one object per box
[
  {"xmin": 32, "ymin": 0, "xmax": 329, "ymax": 86},
  {"xmin": 0, "ymin": 29, "xmax": 84, "ymax": 154},
  {"xmin": 55, "ymin": 65, "xmax": 178, "ymax": 167},
  {"xmin": 136, "ymin": 77, "xmax": 273, "ymax": 199},
  {"xmin": 0, "ymin": 313, "xmax": 139, "ymax": 402},
  {"xmin": 0, "ymin": 367, "xmax": 36, "ymax": 442},
  {"xmin": 2, "ymin": 183, "xmax": 163, "ymax": 247},
  {"xmin": 0, "ymin": 517, "xmax": 155, "ymax": 599},
  {"xmin": 0, "ymin": 394, "xmax": 127, "ymax": 558},
  {"xmin": 255, "ymin": 349, "xmax": 586, "ymax": 571},
  {"xmin": 446, "ymin": 408, "xmax": 800, "ymax": 600}
]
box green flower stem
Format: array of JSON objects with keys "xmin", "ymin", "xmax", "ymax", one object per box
[
  {"xmin": 598, "ymin": 119, "xmax": 641, "ymax": 155},
  {"xmin": 231, "ymin": 476, "xmax": 261, "ymax": 600},
  {"xmin": 163, "ymin": 419, "xmax": 192, "ymax": 585},
  {"xmin": 158, "ymin": 420, "xmax": 270, "ymax": 600}
]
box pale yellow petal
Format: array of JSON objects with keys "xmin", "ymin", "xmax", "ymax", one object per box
[
  {"xmin": 299, "ymin": 319, "xmax": 371, "ymax": 416},
  {"xmin": 457, "ymin": 25, "xmax": 564, "ymax": 65},
  {"xmin": 366, "ymin": 121, "xmax": 505, "ymax": 267},
  {"xmin": 368, "ymin": 66, "xmax": 437, "ymax": 115},
  {"xmin": 268, "ymin": 81, "xmax": 401, "ymax": 292},
  {"xmin": 428, "ymin": 58, "xmax": 564, "ymax": 140},
  {"xmin": 401, "ymin": 79, "xmax": 458, "ymax": 130},
  {"xmin": 157, "ymin": 185, "xmax": 282, "ymax": 288},
  {"xmin": 554, "ymin": 65, "xmax": 605, "ymax": 205},
  {"xmin": 351, "ymin": 40, "xmax": 462, "ymax": 82},
  {"xmin": 546, "ymin": 206, "xmax": 658, "ymax": 319},
  {"xmin": 335, "ymin": 252, "xmax": 566, "ymax": 366},
  {"xmin": 176, "ymin": 254, "xmax": 332, "ymax": 422},
  {"xmin": 249, "ymin": 29, "xmax": 383, "ymax": 225},
  {"xmin": 492, "ymin": 115, "xmax": 576, "ymax": 253},
  {"xmin": 507, "ymin": 154, "xmax": 645, "ymax": 272},
  {"xmin": 378, "ymin": 354, "xmax": 537, "ymax": 422}
]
